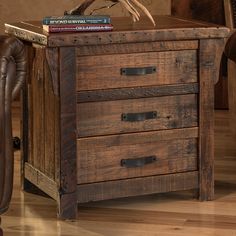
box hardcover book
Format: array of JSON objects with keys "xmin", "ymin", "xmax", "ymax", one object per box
[
  {"xmin": 43, "ymin": 15, "xmax": 111, "ymax": 25},
  {"xmin": 43, "ymin": 24, "xmax": 113, "ymax": 33}
]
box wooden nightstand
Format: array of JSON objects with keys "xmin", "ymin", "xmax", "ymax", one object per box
[{"xmin": 5, "ymin": 16, "xmax": 229, "ymax": 219}]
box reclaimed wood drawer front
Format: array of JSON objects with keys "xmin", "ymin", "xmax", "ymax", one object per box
[
  {"xmin": 77, "ymin": 94, "xmax": 198, "ymax": 137},
  {"xmin": 77, "ymin": 128, "xmax": 198, "ymax": 184},
  {"xmin": 76, "ymin": 50, "xmax": 197, "ymax": 91}
]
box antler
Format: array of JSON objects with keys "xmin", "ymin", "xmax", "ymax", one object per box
[{"xmin": 65, "ymin": 0, "xmax": 156, "ymax": 26}]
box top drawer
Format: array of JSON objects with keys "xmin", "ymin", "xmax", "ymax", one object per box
[{"xmin": 76, "ymin": 50, "xmax": 198, "ymax": 91}]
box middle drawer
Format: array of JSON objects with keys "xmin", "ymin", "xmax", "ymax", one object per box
[{"xmin": 77, "ymin": 94, "xmax": 198, "ymax": 137}]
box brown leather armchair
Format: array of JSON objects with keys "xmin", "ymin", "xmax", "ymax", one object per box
[
  {"xmin": 224, "ymin": 33, "xmax": 236, "ymax": 138},
  {"xmin": 0, "ymin": 36, "xmax": 27, "ymax": 214},
  {"xmin": 225, "ymin": 33, "xmax": 236, "ymax": 63}
]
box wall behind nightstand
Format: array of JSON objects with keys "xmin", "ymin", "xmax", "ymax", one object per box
[{"xmin": 0, "ymin": 0, "xmax": 170, "ymax": 34}]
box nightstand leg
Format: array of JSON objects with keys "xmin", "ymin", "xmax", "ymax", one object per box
[
  {"xmin": 57, "ymin": 192, "xmax": 77, "ymax": 220},
  {"xmin": 199, "ymin": 38, "xmax": 225, "ymax": 201},
  {"xmin": 57, "ymin": 47, "xmax": 77, "ymax": 220}
]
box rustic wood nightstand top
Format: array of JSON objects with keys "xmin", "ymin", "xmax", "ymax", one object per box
[{"xmin": 5, "ymin": 15, "xmax": 229, "ymax": 47}]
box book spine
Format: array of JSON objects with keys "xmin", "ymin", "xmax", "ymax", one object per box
[
  {"xmin": 43, "ymin": 17, "xmax": 111, "ymax": 25},
  {"xmin": 46, "ymin": 24, "xmax": 113, "ymax": 33}
]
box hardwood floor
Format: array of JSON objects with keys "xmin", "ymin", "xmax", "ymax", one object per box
[{"xmin": 1, "ymin": 104, "xmax": 236, "ymax": 235}]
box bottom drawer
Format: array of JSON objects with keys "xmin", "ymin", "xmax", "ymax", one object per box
[{"xmin": 77, "ymin": 128, "xmax": 198, "ymax": 184}]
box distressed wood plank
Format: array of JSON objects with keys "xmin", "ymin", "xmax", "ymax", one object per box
[
  {"xmin": 77, "ymin": 171, "xmax": 199, "ymax": 203},
  {"xmin": 43, "ymin": 49, "xmax": 57, "ymax": 180},
  {"xmin": 77, "ymin": 128, "xmax": 199, "ymax": 183},
  {"xmin": 77, "ymin": 83, "xmax": 199, "ymax": 103},
  {"xmin": 79, "ymin": 127, "xmax": 199, "ymax": 148},
  {"xmin": 77, "ymin": 50, "xmax": 198, "ymax": 91},
  {"xmin": 4, "ymin": 16, "xmax": 229, "ymax": 47},
  {"xmin": 58, "ymin": 47, "xmax": 77, "ymax": 219},
  {"xmin": 77, "ymin": 94, "xmax": 198, "ymax": 137},
  {"xmin": 77, "ymin": 137, "xmax": 198, "ymax": 184},
  {"xmin": 199, "ymin": 38, "xmax": 226, "ymax": 200},
  {"xmin": 24, "ymin": 163, "xmax": 58, "ymax": 201},
  {"xmin": 77, "ymin": 40, "xmax": 199, "ymax": 56},
  {"xmin": 31, "ymin": 47, "xmax": 45, "ymax": 173},
  {"xmin": 21, "ymin": 45, "xmax": 34, "ymax": 191},
  {"xmin": 45, "ymin": 48, "xmax": 59, "ymax": 96}
]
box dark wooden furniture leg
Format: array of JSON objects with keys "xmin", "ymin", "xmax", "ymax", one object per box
[
  {"xmin": 0, "ymin": 36, "xmax": 27, "ymax": 215},
  {"xmin": 57, "ymin": 47, "xmax": 77, "ymax": 219}
]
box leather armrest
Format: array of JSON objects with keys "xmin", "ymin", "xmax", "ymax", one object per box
[
  {"xmin": 225, "ymin": 32, "xmax": 236, "ymax": 63},
  {"xmin": 0, "ymin": 36, "xmax": 27, "ymax": 214}
]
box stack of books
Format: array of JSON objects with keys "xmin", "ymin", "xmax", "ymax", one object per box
[{"xmin": 42, "ymin": 15, "xmax": 113, "ymax": 33}]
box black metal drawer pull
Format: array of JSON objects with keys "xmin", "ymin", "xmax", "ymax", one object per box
[
  {"xmin": 121, "ymin": 111, "xmax": 157, "ymax": 122},
  {"xmin": 121, "ymin": 66, "xmax": 157, "ymax": 76},
  {"xmin": 121, "ymin": 156, "xmax": 157, "ymax": 168}
]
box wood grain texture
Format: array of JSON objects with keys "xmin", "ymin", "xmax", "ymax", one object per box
[
  {"xmin": 24, "ymin": 163, "xmax": 58, "ymax": 200},
  {"xmin": 22, "ymin": 45, "xmax": 69, "ymax": 218},
  {"xmin": 44, "ymin": 49, "xmax": 58, "ymax": 180},
  {"xmin": 77, "ymin": 40, "xmax": 199, "ymax": 56},
  {"xmin": 224, "ymin": 0, "xmax": 234, "ymax": 28},
  {"xmin": 26, "ymin": 46, "xmax": 59, "ymax": 180},
  {"xmin": 77, "ymin": 83, "xmax": 199, "ymax": 103},
  {"xmin": 78, "ymin": 127, "xmax": 199, "ymax": 148},
  {"xmin": 31, "ymin": 47, "xmax": 45, "ymax": 172},
  {"xmin": 77, "ymin": 171, "xmax": 199, "ymax": 203},
  {"xmin": 21, "ymin": 45, "xmax": 33, "ymax": 191},
  {"xmin": 46, "ymin": 16, "xmax": 229, "ymax": 47},
  {"xmin": 77, "ymin": 130, "xmax": 198, "ymax": 184},
  {"xmin": 58, "ymin": 47, "xmax": 77, "ymax": 219},
  {"xmin": 77, "ymin": 94, "xmax": 198, "ymax": 137},
  {"xmin": 4, "ymin": 16, "xmax": 229, "ymax": 47},
  {"xmin": 199, "ymin": 39, "xmax": 226, "ymax": 200},
  {"xmin": 45, "ymin": 48, "xmax": 59, "ymax": 96},
  {"xmin": 76, "ymin": 50, "xmax": 197, "ymax": 91}
]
